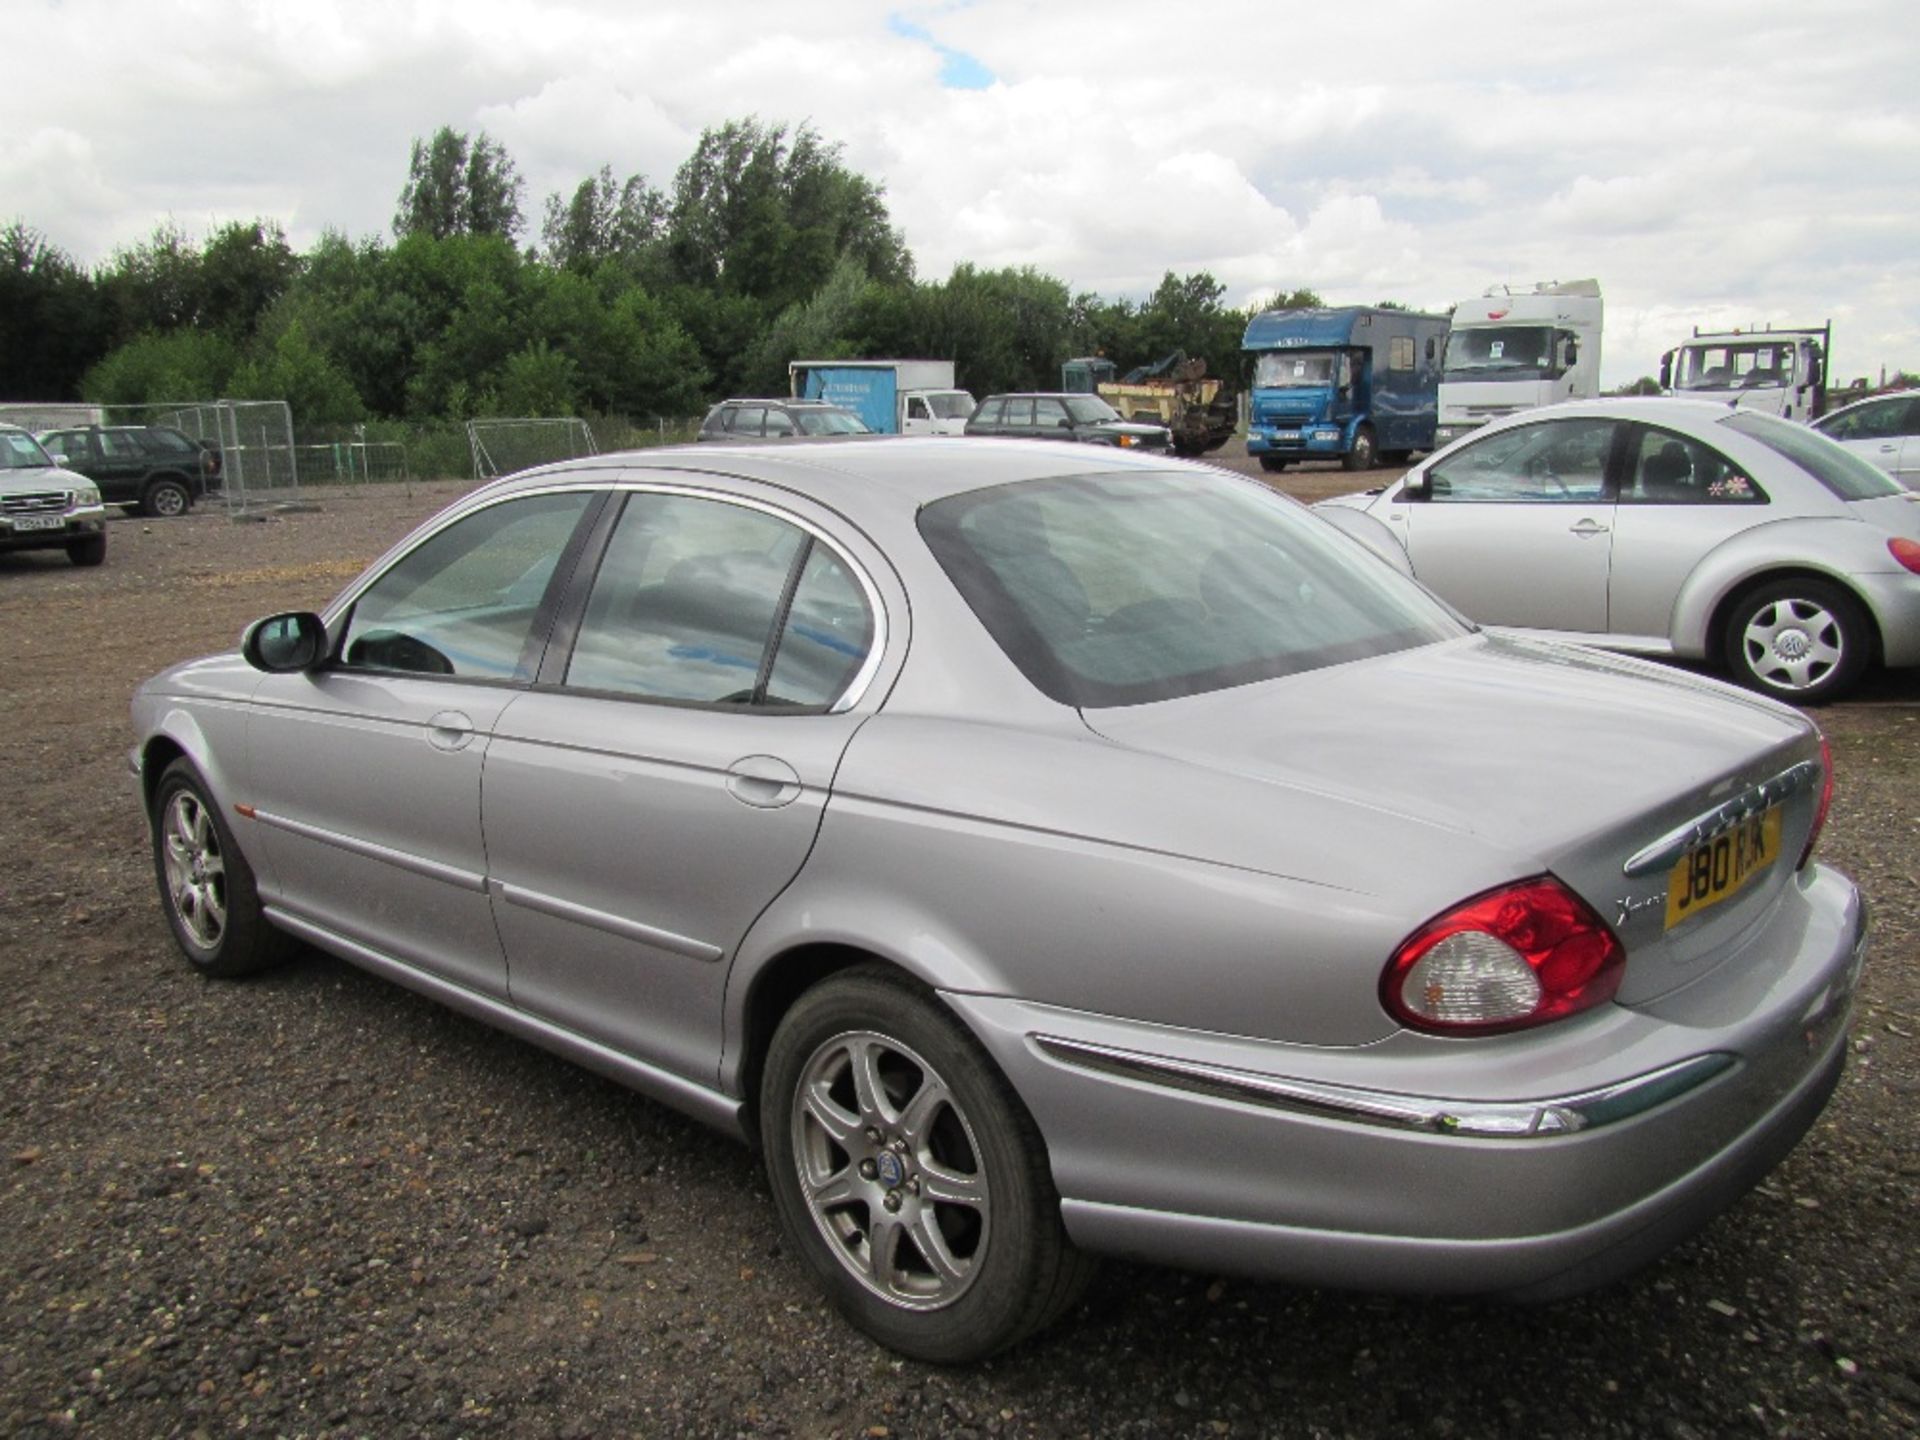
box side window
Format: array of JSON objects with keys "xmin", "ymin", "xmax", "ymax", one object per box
[
  {"xmin": 907, "ymin": 398, "xmax": 930, "ymax": 421},
  {"xmin": 1425, "ymin": 418, "xmax": 1616, "ymax": 502},
  {"xmin": 1623, "ymin": 427, "xmax": 1765, "ymax": 504},
  {"xmin": 565, "ymin": 493, "xmax": 805, "ymax": 703},
  {"xmin": 1389, "ymin": 337, "xmax": 1415, "ymax": 371},
  {"xmin": 1838, "ymin": 401, "xmax": 1900, "ymax": 442},
  {"xmin": 765, "ymin": 543, "xmax": 876, "ymax": 708},
  {"xmin": 143, "ymin": 429, "xmax": 196, "ymax": 454},
  {"xmin": 975, "ymin": 398, "xmax": 1005, "ymax": 424},
  {"xmin": 1035, "ymin": 399, "xmax": 1070, "ymax": 429},
  {"xmin": 1002, "ymin": 398, "xmax": 1036, "ymax": 429},
  {"xmin": 340, "ymin": 492, "xmax": 593, "ymax": 679},
  {"xmin": 764, "ymin": 409, "xmax": 798, "ymax": 437},
  {"xmin": 1898, "ymin": 398, "xmax": 1920, "ymax": 438},
  {"xmin": 98, "ymin": 431, "xmax": 145, "ymax": 459},
  {"xmin": 726, "ymin": 407, "xmax": 765, "ymax": 437},
  {"xmin": 49, "ymin": 432, "xmax": 89, "ymax": 463}
]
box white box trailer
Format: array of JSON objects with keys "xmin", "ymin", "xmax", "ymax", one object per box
[{"xmin": 788, "ymin": 359, "xmax": 975, "ymax": 435}]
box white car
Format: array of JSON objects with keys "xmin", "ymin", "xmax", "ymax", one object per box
[
  {"xmin": 1317, "ymin": 399, "xmax": 1920, "ymax": 704},
  {"xmin": 1812, "ymin": 392, "xmax": 1920, "ymax": 491},
  {"xmin": 0, "ymin": 425, "xmax": 108, "ymax": 566}
]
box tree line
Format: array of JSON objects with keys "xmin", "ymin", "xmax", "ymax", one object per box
[{"xmin": 1, "ymin": 119, "xmax": 1327, "ymax": 430}]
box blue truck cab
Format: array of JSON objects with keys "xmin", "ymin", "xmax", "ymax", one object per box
[{"xmin": 1242, "ymin": 306, "xmax": 1448, "ymax": 472}]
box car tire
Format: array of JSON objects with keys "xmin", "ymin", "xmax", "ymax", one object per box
[
  {"xmin": 66, "ymin": 535, "xmax": 106, "ymax": 567},
  {"xmin": 144, "ymin": 478, "xmax": 191, "ymax": 518},
  {"xmin": 151, "ymin": 758, "xmax": 294, "ymax": 978},
  {"xmin": 1258, "ymin": 456, "xmax": 1290, "ymax": 473},
  {"xmin": 1343, "ymin": 426, "xmax": 1377, "ymax": 472},
  {"xmin": 1722, "ymin": 577, "xmax": 1871, "ymax": 705},
  {"xmin": 760, "ymin": 965, "xmax": 1094, "ymax": 1362}
]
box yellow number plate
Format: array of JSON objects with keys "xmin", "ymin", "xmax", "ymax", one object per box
[{"xmin": 1664, "ymin": 807, "xmax": 1782, "ymax": 929}]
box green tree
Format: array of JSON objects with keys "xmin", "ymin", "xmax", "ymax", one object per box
[
  {"xmin": 97, "ymin": 222, "xmax": 205, "ymax": 343},
  {"xmin": 81, "ymin": 329, "xmax": 240, "ymax": 406},
  {"xmin": 0, "ymin": 222, "xmax": 103, "ymax": 401},
  {"xmin": 394, "ymin": 126, "xmax": 526, "ymax": 241},
  {"xmin": 230, "ymin": 318, "xmax": 364, "ymax": 424},
  {"xmin": 199, "ymin": 220, "xmax": 300, "ymax": 339},
  {"xmin": 492, "ymin": 341, "xmax": 581, "ymax": 416},
  {"xmin": 541, "ymin": 166, "xmax": 665, "ymax": 271}
]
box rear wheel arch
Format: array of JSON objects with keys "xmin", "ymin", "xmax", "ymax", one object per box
[{"xmin": 736, "ymin": 942, "xmax": 895, "ymax": 1140}]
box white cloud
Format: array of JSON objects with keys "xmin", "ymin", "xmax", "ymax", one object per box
[{"xmin": 1, "ymin": 0, "xmax": 1915, "ymax": 384}]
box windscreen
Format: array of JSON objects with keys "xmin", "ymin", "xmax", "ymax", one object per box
[
  {"xmin": 1443, "ymin": 326, "xmax": 1554, "ymax": 381},
  {"xmin": 928, "ymin": 392, "xmax": 976, "ymax": 419},
  {"xmin": 1722, "ymin": 412, "xmax": 1902, "ymax": 501},
  {"xmin": 796, "ymin": 409, "xmax": 872, "ymax": 435},
  {"xmin": 919, "ymin": 471, "xmax": 1464, "ymax": 708},
  {"xmin": 1062, "ymin": 395, "xmax": 1122, "ymax": 424},
  {"xmin": 1254, "ymin": 352, "xmax": 1337, "ymax": 388},
  {"xmin": 1, "ymin": 431, "xmax": 54, "ymax": 469},
  {"xmin": 1675, "ymin": 343, "xmax": 1795, "ymax": 392}
]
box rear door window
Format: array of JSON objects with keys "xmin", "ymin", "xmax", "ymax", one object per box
[{"xmin": 1622, "ymin": 426, "xmax": 1765, "ymax": 504}]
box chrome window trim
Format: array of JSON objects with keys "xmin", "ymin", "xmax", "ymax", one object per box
[
  {"xmin": 319, "ymin": 476, "xmax": 891, "ymax": 716},
  {"xmin": 1031, "ymin": 1034, "xmax": 1737, "ymax": 1140}
]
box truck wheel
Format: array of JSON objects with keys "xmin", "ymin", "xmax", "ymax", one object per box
[
  {"xmin": 1344, "ymin": 427, "xmax": 1377, "ymax": 472},
  {"xmin": 1258, "ymin": 456, "xmax": 1290, "ymax": 473},
  {"xmin": 144, "ymin": 478, "xmax": 191, "ymax": 518}
]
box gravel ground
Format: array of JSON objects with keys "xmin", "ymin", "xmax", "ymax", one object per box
[{"xmin": 1, "ymin": 451, "xmax": 1915, "ymax": 1439}]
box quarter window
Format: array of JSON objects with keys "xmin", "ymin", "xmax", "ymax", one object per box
[
  {"xmin": 763, "ymin": 409, "xmax": 798, "ymax": 437},
  {"xmin": 1389, "ymin": 337, "xmax": 1415, "ymax": 371},
  {"xmin": 726, "ymin": 407, "xmax": 765, "ymax": 436},
  {"xmin": 1424, "ymin": 418, "xmax": 1616, "ymax": 502},
  {"xmin": 1622, "ymin": 427, "xmax": 1764, "ymax": 504},
  {"xmin": 340, "ymin": 492, "xmax": 594, "ymax": 680},
  {"xmin": 765, "ymin": 544, "xmax": 876, "ymax": 708}
]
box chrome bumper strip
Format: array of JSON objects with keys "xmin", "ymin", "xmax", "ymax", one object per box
[{"xmin": 1031, "ymin": 1035, "xmax": 1737, "ymax": 1139}]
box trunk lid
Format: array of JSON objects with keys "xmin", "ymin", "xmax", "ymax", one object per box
[{"xmin": 1083, "ymin": 633, "xmax": 1824, "ymax": 1004}]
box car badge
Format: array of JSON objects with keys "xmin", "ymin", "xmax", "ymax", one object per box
[{"xmin": 1614, "ymin": 893, "xmax": 1664, "ymax": 927}]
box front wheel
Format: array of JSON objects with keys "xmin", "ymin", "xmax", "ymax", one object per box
[
  {"xmin": 1258, "ymin": 455, "xmax": 1290, "ymax": 473},
  {"xmin": 151, "ymin": 759, "xmax": 293, "ymax": 977},
  {"xmin": 760, "ymin": 966, "xmax": 1093, "ymax": 1362},
  {"xmin": 1722, "ymin": 578, "xmax": 1870, "ymax": 705},
  {"xmin": 1343, "ymin": 426, "xmax": 1377, "ymax": 472},
  {"xmin": 67, "ymin": 534, "xmax": 106, "ymax": 567}
]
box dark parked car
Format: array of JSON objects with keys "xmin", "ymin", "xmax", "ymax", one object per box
[
  {"xmin": 698, "ymin": 399, "xmax": 874, "ymax": 441},
  {"xmin": 965, "ymin": 393, "xmax": 1171, "ymax": 450},
  {"xmin": 37, "ymin": 425, "xmax": 220, "ymax": 517}
]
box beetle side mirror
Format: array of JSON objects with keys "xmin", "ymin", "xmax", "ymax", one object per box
[
  {"xmin": 241, "ymin": 611, "xmax": 327, "ymax": 673},
  {"xmin": 1400, "ymin": 470, "xmax": 1430, "ymax": 499}
]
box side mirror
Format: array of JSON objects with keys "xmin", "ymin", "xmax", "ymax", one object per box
[
  {"xmin": 1659, "ymin": 352, "xmax": 1673, "ymax": 390},
  {"xmin": 50, "ymin": 452, "xmax": 69, "ymax": 466},
  {"xmin": 242, "ymin": 611, "xmax": 327, "ymax": 673},
  {"xmin": 1564, "ymin": 340, "xmax": 1579, "ymax": 366},
  {"xmin": 1400, "ymin": 470, "xmax": 1430, "ymax": 499}
]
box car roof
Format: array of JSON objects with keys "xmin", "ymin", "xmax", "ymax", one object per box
[
  {"xmin": 1816, "ymin": 392, "xmax": 1911, "ymax": 422},
  {"xmin": 479, "ymin": 435, "xmax": 1188, "ymax": 511},
  {"xmin": 716, "ymin": 398, "xmax": 850, "ymax": 408}
]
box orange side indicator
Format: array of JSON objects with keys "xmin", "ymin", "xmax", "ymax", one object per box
[{"xmin": 234, "ymin": 803, "xmax": 257, "ymax": 819}]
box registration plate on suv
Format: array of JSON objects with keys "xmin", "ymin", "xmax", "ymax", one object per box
[
  {"xmin": 11, "ymin": 515, "xmax": 66, "ymax": 532},
  {"xmin": 1665, "ymin": 808, "xmax": 1781, "ymax": 928}
]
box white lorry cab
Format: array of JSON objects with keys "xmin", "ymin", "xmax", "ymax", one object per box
[
  {"xmin": 1434, "ymin": 280, "xmax": 1603, "ymax": 446},
  {"xmin": 1659, "ymin": 324, "xmax": 1830, "ymax": 422},
  {"xmin": 788, "ymin": 360, "xmax": 976, "ymax": 436}
]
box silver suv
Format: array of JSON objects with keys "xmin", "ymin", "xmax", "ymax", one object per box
[{"xmin": 0, "ymin": 425, "xmax": 108, "ymax": 567}]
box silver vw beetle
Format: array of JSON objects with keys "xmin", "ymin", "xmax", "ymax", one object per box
[
  {"xmin": 1316, "ymin": 398, "xmax": 1920, "ymax": 704},
  {"xmin": 132, "ymin": 438, "xmax": 1866, "ymax": 1361}
]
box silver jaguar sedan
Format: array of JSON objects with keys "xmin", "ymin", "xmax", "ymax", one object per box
[
  {"xmin": 132, "ymin": 438, "xmax": 1866, "ymax": 1362},
  {"xmin": 1316, "ymin": 397, "xmax": 1920, "ymax": 705}
]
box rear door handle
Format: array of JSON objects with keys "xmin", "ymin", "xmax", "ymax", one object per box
[
  {"xmin": 727, "ymin": 755, "xmax": 803, "ymax": 808},
  {"xmin": 1568, "ymin": 519, "xmax": 1610, "ymax": 537},
  {"xmin": 426, "ymin": 710, "xmax": 475, "ymax": 751}
]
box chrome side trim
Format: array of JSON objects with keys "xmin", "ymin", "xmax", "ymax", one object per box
[
  {"xmin": 250, "ymin": 809, "xmax": 487, "ymax": 893},
  {"xmin": 489, "ymin": 880, "xmax": 723, "ymax": 962},
  {"xmin": 1031, "ymin": 1035, "xmax": 1736, "ymax": 1140},
  {"xmin": 1623, "ymin": 760, "xmax": 1820, "ymax": 877},
  {"xmin": 263, "ymin": 906, "xmax": 748, "ymax": 1140}
]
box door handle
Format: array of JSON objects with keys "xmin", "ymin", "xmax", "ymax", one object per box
[
  {"xmin": 726, "ymin": 755, "xmax": 803, "ymax": 809},
  {"xmin": 426, "ymin": 710, "xmax": 475, "ymax": 751},
  {"xmin": 1568, "ymin": 519, "xmax": 1610, "ymax": 537}
]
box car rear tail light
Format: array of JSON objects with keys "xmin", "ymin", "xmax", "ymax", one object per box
[
  {"xmin": 1799, "ymin": 732, "xmax": 1833, "ymax": 870},
  {"xmin": 1890, "ymin": 537, "xmax": 1920, "ymax": 575},
  {"xmin": 1381, "ymin": 878, "xmax": 1625, "ymax": 1035}
]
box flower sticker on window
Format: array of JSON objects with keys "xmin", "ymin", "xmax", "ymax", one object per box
[{"xmin": 1708, "ymin": 474, "xmax": 1754, "ymax": 499}]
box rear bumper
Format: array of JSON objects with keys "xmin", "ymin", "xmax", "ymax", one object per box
[{"xmin": 943, "ymin": 866, "xmax": 1865, "ymax": 1297}]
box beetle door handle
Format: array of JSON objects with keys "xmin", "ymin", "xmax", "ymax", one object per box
[
  {"xmin": 726, "ymin": 755, "xmax": 803, "ymax": 808},
  {"xmin": 1568, "ymin": 519, "xmax": 1610, "ymax": 537}
]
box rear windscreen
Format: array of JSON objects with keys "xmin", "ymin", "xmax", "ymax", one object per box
[{"xmin": 1721, "ymin": 412, "xmax": 1901, "ymax": 501}]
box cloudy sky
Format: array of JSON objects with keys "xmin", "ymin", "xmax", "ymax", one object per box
[{"xmin": 7, "ymin": 0, "xmax": 1916, "ymax": 386}]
